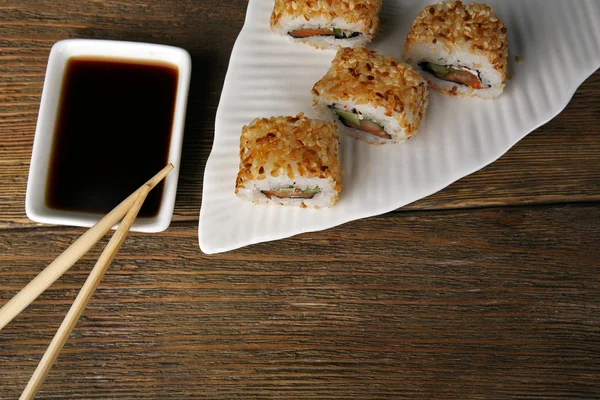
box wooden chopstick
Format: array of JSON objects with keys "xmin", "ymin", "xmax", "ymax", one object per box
[
  {"xmin": 0, "ymin": 163, "xmax": 173, "ymax": 331},
  {"xmin": 20, "ymin": 183, "xmax": 152, "ymax": 400}
]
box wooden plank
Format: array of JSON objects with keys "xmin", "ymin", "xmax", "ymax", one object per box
[
  {"xmin": 0, "ymin": 1, "xmax": 599, "ymax": 228},
  {"xmin": 1, "ymin": 1, "xmax": 599, "ymax": 399},
  {"xmin": 1, "ymin": 205, "xmax": 599, "ymax": 398}
]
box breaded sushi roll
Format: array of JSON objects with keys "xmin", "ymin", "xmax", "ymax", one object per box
[
  {"xmin": 403, "ymin": 1, "xmax": 508, "ymax": 99},
  {"xmin": 312, "ymin": 47, "xmax": 429, "ymax": 144},
  {"xmin": 235, "ymin": 113, "xmax": 341, "ymax": 208},
  {"xmin": 270, "ymin": 0, "xmax": 382, "ymax": 49}
]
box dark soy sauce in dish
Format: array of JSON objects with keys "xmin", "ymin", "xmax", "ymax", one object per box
[{"xmin": 46, "ymin": 57, "xmax": 178, "ymax": 217}]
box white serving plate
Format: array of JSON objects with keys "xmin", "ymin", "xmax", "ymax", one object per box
[{"xmin": 199, "ymin": 0, "xmax": 600, "ymax": 254}]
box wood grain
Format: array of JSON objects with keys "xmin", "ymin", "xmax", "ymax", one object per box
[
  {"xmin": 1, "ymin": 1, "xmax": 599, "ymax": 399},
  {"xmin": 1, "ymin": 205, "xmax": 599, "ymax": 399}
]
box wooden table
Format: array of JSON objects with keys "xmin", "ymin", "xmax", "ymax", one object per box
[{"xmin": 1, "ymin": 1, "xmax": 599, "ymax": 398}]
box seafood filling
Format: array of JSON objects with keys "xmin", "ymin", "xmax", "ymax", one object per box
[
  {"xmin": 328, "ymin": 105, "xmax": 391, "ymax": 140},
  {"xmin": 262, "ymin": 185, "xmax": 321, "ymax": 199},
  {"xmin": 419, "ymin": 62, "xmax": 488, "ymax": 89},
  {"xmin": 289, "ymin": 27, "xmax": 360, "ymax": 39}
]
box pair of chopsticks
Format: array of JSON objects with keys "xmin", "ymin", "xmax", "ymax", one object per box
[{"xmin": 0, "ymin": 163, "xmax": 173, "ymax": 400}]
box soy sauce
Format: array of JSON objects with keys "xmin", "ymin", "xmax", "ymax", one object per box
[{"xmin": 46, "ymin": 57, "xmax": 178, "ymax": 217}]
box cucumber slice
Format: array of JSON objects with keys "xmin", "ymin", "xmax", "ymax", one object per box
[
  {"xmin": 329, "ymin": 106, "xmax": 360, "ymax": 128},
  {"xmin": 332, "ymin": 28, "xmax": 360, "ymax": 39},
  {"xmin": 426, "ymin": 62, "xmax": 451, "ymax": 75},
  {"xmin": 301, "ymin": 186, "xmax": 321, "ymax": 195}
]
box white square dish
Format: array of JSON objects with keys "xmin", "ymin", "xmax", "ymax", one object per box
[{"xmin": 26, "ymin": 39, "xmax": 191, "ymax": 232}]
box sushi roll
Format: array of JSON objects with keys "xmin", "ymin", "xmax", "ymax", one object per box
[
  {"xmin": 235, "ymin": 113, "xmax": 341, "ymax": 208},
  {"xmin": 312, "ymin": 47, "xmax": 429, "ymax": 144},
  {"xmin": 270, "ymin": 0, "xmax": 382, "ymax": 49},
  {"xmin": 403, "ymin": 1, "xmax": 508, "ymax": 99}
]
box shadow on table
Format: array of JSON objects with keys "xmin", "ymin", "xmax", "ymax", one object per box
[{"xmin": 176, "ymin": 51, "xmax": 220, "ymax": 217}]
